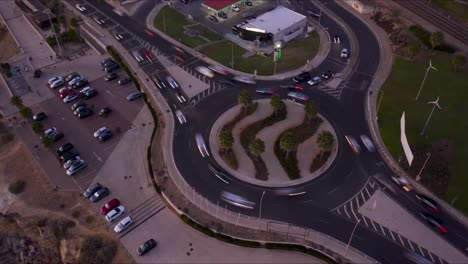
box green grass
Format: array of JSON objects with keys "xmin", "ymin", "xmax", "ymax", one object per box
[
  {"xmin": 153, "ymin": 6, "xmax": 221, "ymax": 48},
  {"xmin": 378, "ymin": 52, "xmax": 468, "ymax": 213},
  {"xmin": 431, "ymin": 0, "xmax": 468, "ymax": 22},
  {"xmin": 199, "ymin": 31, "xmax": 320, "ymax": 75}
]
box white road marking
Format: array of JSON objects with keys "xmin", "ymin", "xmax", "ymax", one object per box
[
  {"xmin": 397, "ymin": 234, "xmax": 405, "ymax": 246},
  {"xmin": 418, "ymin": 245, "xmax": 426, "ymax": 257},
  {"xmin": 407, "ymin": 240, "xmax": 415, "ymax": 251},
  {"xmin": 379, "ymin": 225, "xmax": 386, "ymax": 236},
  {"xmin": 343, "ymin": 204, "xmax": 351, "ymax": 219},
  {"xmin": 388, "ymin": 229, "xmax": 396, "ymax": 241},
  {"xmin": 427, "ymin": 252, "xmax": 435, "ymax": 263},
  {"xmin": 92, "ymin": 152, "xmax": 103, "ymax": 162},
  {"xmin": 106, "ymin": 90, "xmax": 114, "ymax": 97},
  {"xmin": 370, "ymin": 220, "xmax": 378, "ymax": 232}
]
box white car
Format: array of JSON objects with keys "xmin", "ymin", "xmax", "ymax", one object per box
[
  {"xmin": 175, "ymin": 110, "xmax": 187, "ymax": 125},
  {"xmin": 75, "ymin": 4, "xmax": 86, "ymax": 12},
  {"xmin": 80, "ymin": 86, "xmax": 93, "ymax": 94},
  {"xmin": 63, "ymin": 156, "xmax": 81, "ymax": 169},
  {"xmin": 66, "ymin": 160, "xmax": 87, "ymax": 176},
  {"xmin": 195, "ymin": 66, "xmax": 214, "ymax": 78},
  {"xmin": 231, "ymin": 4, "xmax": 240, "ymax": 12},
  {"xmin": 208, "ymin": 65, "xmax": 228, "ymax": 75},
  {"xmin": 94, "ymin": 126, "xmax": 110, "ymax": 138},
  {"xmin": 48, "ymin": 76, "xmax": 62, "ymax": 85},
  {"xmin": 233, "ymin": 75, "xmax": 256, "ymax": 84},
  {"xmin": 341, "ymin": 48, "xmax": 349, "ymax": 58},
  {"xmin": 344, "ymin": 135, "xmax": 361, "ymax": 154},
  {"xmin": 175, "ymin": 92, "xmax": 186, "ymax": 103},
  {"xmin": 50, "ymin": 79, "xmax": 65, "ymax": 89},
  {"xmin": 68, "ymin": 76, "xmax": 82, "ymax": 86},
  {"xmin": 113, "ymin": 216, "xmax": 133, "ymax": 233},
  {"xmin": 391, "ymin": 176, "xmax": 412, "ymax": 192},
  {"xmin": 63, "ymin": 94, "xmax": 78, "ymax": 103},
  {"xmin": 113, "ymin": 31, "xmax": 124, "ymax": 41},
  {"xmin": 105, "ymin": 205, "xmax": 125, "ymax": 222},
  {"xmin": 360, "ymin": 135, "xmax": 375, "ymax": 152},
  {"xmin": 166, "ymin": 75, "xmax": 179, "ymax": 89},
  {"xmin": 59, "ymin": 86, "xmax": 72, "ymax": 93},
  {"xmin": 307, "ymin": 76, "xmax": 321, "ymax": 86}
]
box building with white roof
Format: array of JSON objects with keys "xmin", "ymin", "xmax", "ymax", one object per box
[{"xmin": 236, "ymin": 6, "xmax": 307, "ymax": 45}]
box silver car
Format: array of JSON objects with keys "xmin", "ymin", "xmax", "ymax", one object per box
[
  {"xmin": 360, "ymin": 135, "xmax": 375, "ymax": 152},
  {"xmin": 175, "ymin": 110, "xmax": 187, "ymax": 125},
  {"xmin": 66, "ymin": 160, "xmax": 87, "ymax": 176},
  {"xmin": 166, "ymin": 75, "xmax": 179, "ymax": 89}
]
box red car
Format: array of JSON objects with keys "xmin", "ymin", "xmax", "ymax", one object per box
[
  {"xmin": 145, "ymin": 29, "xmax": 157, "ymax": 39},
  {"xmin": 101, "ymin": 198, "xmax": 121, "ymax": 215},
  {"xmin": 60, "ymin": 90, "xmax": 75, "ymax": 98},
  {"xmin": 143, "ymin": 48, "xmax": 155, "ymax": 62},
  {"xmin": 287, "ymin": 83, "xmax": 304, "ymax": 91}
]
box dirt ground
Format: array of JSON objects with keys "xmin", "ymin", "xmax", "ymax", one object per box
[
  {"xmin": 0, "ymin": 23, "xmax": 21, "ymax": 63},
  {"xmin": 0, "ymin": 136, "xmax": 134, "ymax": 263}
]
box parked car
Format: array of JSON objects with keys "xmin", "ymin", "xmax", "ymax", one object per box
[
  {"xmin": 82, "ymin": 89, "xmax": 98, "ymax": 99},
  {"xmin": 99, "ymin": 107, "xmax": 111, "ymax": 117},
  {"xmin": 231, "ymin": 4, "xmax": 240, "ymax": 12},
  {"xmin": 137, "ymin": 239, "xmax": 157, "ymax": 256},
  {"xmin": 75, "ymin": 3, "xmax": 86, "ymax": 12},
  {"xmin": 77, "ymin": 108, "xmax": 93, "ymax": 119},
  {"xmin": 42, "ymin": 127, "xmax": 63, "ymax": 142},
  {"xmin": 33, "ymin": 69, "xmax": 41, "ymax": 78},
  {"xmin": 98, "ymin": 131, "xmax": 112, "ymax": 142},
  {"xmin": 94, "ymin": 127, "xmax": 110, "ymax": 138},
  {"xmin": 341, "ymin": 48, "xmax": 349, "ymax": 58},
  {"xmin": 72, "ymin": 79, "xmax": 88, "ymax": 89},
  {"xmin": 118, "ymin": 77, "xmax": 130, "ymax": 85},
  {"xmin": 60, "ymin": 149, "xmax": 80, "ymax": 163},
  {"xmin": 63, "ymin": 94, "xmax": 79, "ymax": 103},
  {"xmin": 114, "ymin": 216, "xmax": 133, "ymax": 233},
  {"xmin": 71, "ymin": 101, "xmax": 86, "ymax": 111},
  {"xmin": 293, "ymin": 72, "xmax": 311, "ymax": 83},
  {"xmin": 415, "ymin": 194, "xmax": 440, "ymax": 213},
  {"xmin": 101, "ymin": 198, "xmax": 120, "ymax": 215},
  {"xmin": 175, "ymin": 110, "xmax": 187, "ymax": 125},
  {"xmin": 208, "ymin": 15, "xmax": 218, "ymax": 22},
  {"xmin": 105, "ymin": 73, "xmax": 118, "ymax": 81},
  {"xmin": 33, "ymin": 112, "xmax": 47, "ymax": 121},
  {"xmin": 68, "ymin": 76, "xmax": 83, "ymax": 86},
  {"xmin": 48, "ymin": 76, "xmax": 62, "ymax": 86},
  {"xmin": 218, "ymin": 11, "xmax": 227, "ymax": 19},
  {"xmin": 50, "ymin": 79, "xmax": 65, "ymax": 89},
  {"xmin": 166, "ymin": 75, "xmax": 179, "ymax": 89},
  {"xmin": 100, "ymin": 58, "xmax": 113, "ymax": 67},
  {"xmin": 59, "ymin": 86, "xmax": 73, "ymax": 94},
  {"xmin": 90, "ymin": 187, "xmax": 110, "ymax": 203},
  {"xmin": 73, "ymin": 106, "xmax": 88, "ymax": 115},
  {"xmin": 344, "ymin": 135, "xmax": 361, "ymax": 154},
  {"xmin": 105, "ymin": 205, "xmax": 125, "ymax": 222},
  {"xmin": 56, "ymin": 142, "xmax": 74, "ymax": 156},
  {"xmin": 127, "ymin": 92, "xmax": 142, "ymax": 101},
  {"xmin": 322, "ymin": 71, "xmax": 333, "ymax": 79},
  {"xmin": 63, "ymin": 156, "xmax": 81, "ymax": 170},
  {"xmin": 105, "ymin": 63, "xmax": 119, "ymax": 73},
  {"xmin": 419, "ymin": 213, "xmax": 447, "ymax": 234},
  {"xmin": 66, "ymin": 160, "xmax": 87, "ymax": 176},
  {"xmin": 60, "ymin": 89, "xmax": 75, "ymax": 98},
  {"xmin": 255, "ymin": 87, "xmax": 276, "ymax": 95},
  {"xmin": 101, "ymin": 60, "xmax": 116, "ymax": 70},
  {"xmin": 308, "ymin": 76, "xmax": 321, "ymax": 86},
  {"xmin": 83, "ymin": 182, "xmax": 103, "ymax": 198},
  {"xmin": 65, "ymin": 72, "xmax": 80, "ymax": 82},
  {"xmin": 113, "ymin": 31, "xmax": 124, "ymax": 41}
]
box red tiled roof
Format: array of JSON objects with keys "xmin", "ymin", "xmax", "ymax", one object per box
[{"xmin": 203, "ymin": 0, "xmax": 240, "ymax": 11}]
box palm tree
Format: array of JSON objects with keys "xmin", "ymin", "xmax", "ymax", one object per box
[
  {"xmin": 408, "ymin": 41, "xmax": 421, "ymax": 60},
  {"xmin": 451, "ymin": 54, "xmax": 466, "ymax": 72},
  {"xmin": 304, "ymin": 102, "xmax": 317, "ymax": 121},
  {"xmin": 249, "ymin": 138, "xmax": 265, "ymax": 159},
  {"xmin": 280, "ymin": 131, "xmax": 299, "ymax": 158},
  {"xmin": 19, "ymin": 106, "xmax": 33, "ymax": 120},
  {"xmin": 430, "ymin": 31, "xmax": 443, "ymax": 51},
  {"xmin": 270, "ymin": 94, "xmax": 285, "ymax": 113},
  {"xmin": 10, "ymin": 96, "xmax": 23, "ymax": 108},
  {"xmin": 219, "ymin": 130, "xmax": 234, "ymax": 150},
  {"xmin": 317, "ymin": 131, "xmax": 334, "ymax": 155},
  {"xmin": 238, "ymin": 90, "xmax": 252, "ymax": 107},
  {"xmin": 32, "ymin": 122, "xmax": 44, "ymax": 135}
]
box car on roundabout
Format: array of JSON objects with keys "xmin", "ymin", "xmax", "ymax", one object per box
[
  {"xmin": 195, "ymin": 66, "xmax": 214, "ymax": 78},
  {"xmin": 391, "ymin": 176, "xmax": 412, "ymax": 192}
]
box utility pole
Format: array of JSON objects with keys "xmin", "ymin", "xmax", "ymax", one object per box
[
  {"xmin": 345, "ymin": 219, "xmax": 361, "ymax": 257},
  {"xmin": 416, "ymin": 152, "xmax": 431, "ymax": 181},
  {"xmin": 415, "ymin": 60, "xmax": 437, "ymax": 100},
  {"xmin": 47, "ymin": 10, "xmax": 62, "ymax": 58},
  {"xmin": 420, "ymin": 96, "xmax": 442, "ymax": 135}
]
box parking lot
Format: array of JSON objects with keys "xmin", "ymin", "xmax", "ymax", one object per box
[{"xmin": 15, "ymin": 59, "xmax": 144, "ymax": 191}]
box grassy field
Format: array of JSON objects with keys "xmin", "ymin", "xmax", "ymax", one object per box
[
  {"xmin": 153, "ymin": 6, "xmax": 220, "ymax": 48},
  {"xmin": 199, "ymin": 31, "xmax": 320, "ymax": 75},
  {"xmin": 378, "ymin": 52, "xmax": 468, "ymax": 213},
  {"xmin": 432, "ymin": 0, "xmax": 468, "ymax": 22}
]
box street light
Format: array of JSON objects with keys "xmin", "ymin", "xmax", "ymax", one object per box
[
  {"xmin": 258, "ymin": 191, "xmax": 266, "ymax": 221},
  {"xmin": 415, "ymin": 60, "xmax": 437, "ymax": 100},
  {"xmin": 344, "ymin": 219, "xmax": 361, "ymax": 257},
  {"xmin": 416, "ymin": 152, "xmax": 431, "ymax": 182}
]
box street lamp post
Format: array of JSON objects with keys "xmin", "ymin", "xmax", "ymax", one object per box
[
  {"xmin": 416, "ymin": 152, "xmax": 431, "ymax": 182},
  {"xmin": 345, "ymin": 219, "xmax": 361, "ymax": 257},
  {"xmin": 47, "ymin": 10, "xmax": 63, "ymax": 58},
  {"xmin": 258, "ymin": 191, "xmax": 266, "ymax": 221},
  {"xmin": 415, "ymin": 60, "xmax": 437, "ymax": 100},
  {"xmin": 376, "ymin": 90, "xmax": 384, "ymax": 119},
  {"xmin": 420, "ymin": 96, "xmax": 442, "ymax": 135}
]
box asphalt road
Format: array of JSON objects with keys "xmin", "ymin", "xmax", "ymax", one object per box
[{"xmin": 74, "ymin": 0, "xmax": 468, "ymax": 262}]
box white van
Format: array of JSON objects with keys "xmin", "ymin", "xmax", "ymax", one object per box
[{"xmin": 195, "ymin": 133, "xmax": 209, "ymax": 157}]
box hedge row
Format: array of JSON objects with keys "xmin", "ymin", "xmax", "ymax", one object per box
[
  {"xmin": 45, "ymin": 29, "xmax": 81, "ymax": 46},
  {"xmin": 408, "ymin": 25, "xmax": 456, "ymax": 53},
  {"xmin": 106, "ymin": 46, "xmax": 160, "ymax": 194}
]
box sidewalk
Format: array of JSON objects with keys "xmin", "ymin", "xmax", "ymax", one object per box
[{"xmin": 145, "ymin": 3, "xmax": 332, "ymax": 81}]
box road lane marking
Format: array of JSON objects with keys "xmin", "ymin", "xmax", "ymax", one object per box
[
  {"xmin": 388, "ymin": 229, "xmax": 396, "ymax": 241},
  {"xmin": 437, "ymin": 256, "xmax": 444, "ymax": 264},
  {"xmin": 92, "ymin": 152, "xmax": 103, "ymax": 162},
  {"xmin": 355, "ymin": 196, "xmax": 361, "ymax": 208},
  {"xmin": 106, "ymin": 90, "xmax": 114, "ymax": 97},
  {"xmin": 379, "ymin": 225, "xmax": 386, "ymax": 236},
  {"xmin": 427, "ymin": 252, "xmax": 436, "ymax": 263}
]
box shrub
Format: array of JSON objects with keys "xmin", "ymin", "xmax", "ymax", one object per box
[
  {"xmin": 0, "ymin": 63, "xmax": 12, "ymax": 77},
  {"xmin": 32, "ymin": 121, "xmax": 44, "ymax": 135},
  {"xmin": 71, "ymin": 210, "xmax": 81, "ymax": 218},
  {"xmin": 19, "ymin": 106, "xmax": 33, "ymax": 119},
  {"xmin": 78, "ymin": 235, "xmax": 117, "ymax": 264},
  {"xmin": 409, "ymin": 25, "xmax": 455, "ymax": 53},
  {"xmin": 8, "ymin": 180, "xmax": 26, "ymax": 194}
]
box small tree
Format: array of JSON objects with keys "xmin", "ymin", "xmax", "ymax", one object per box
[
  {"xmin": 280, "ymin": 131, "xmax": 299, "ymax": 158},
  {"xmin": 270, "ymin": 94, "xmax": 285, "ymax": 113},
  {"xmin": 317, "ymin": 131, "xmax": 334, "ymax": 154},
  {"xmin": 430, "ymin": 31, "xmax": 443, "ymax": 51},
  {"xmin": 451, "ymin": 54, "xmax": 466, "ymax": 72},
  {"xmin": 70, "ymin": 17, "xmax": 79, "ymax": 29},
  {"xmin": 10, "ymin": 96, "xmax": 23, "ymax": 108},
  {"xmin": 32, "ymin": 122, "xmax": 44, "ymax": 135},
  {"xmin": 58, "ymin": 15, "xmax": 66, "ymax": 29},
  {"xmin": 408, "ymin": 41, "xmax": 422, "ymax": 60},
  {"xmin": 238, "ymin": 90, "xmax": 252, "ymax": 107},
  {"xmin": 19, "ymin": 106, "xmax": 33, "ymax": 120},
  {"xmin": 41, "ymin": 136, "xmax": 54, "ymax": 148},
  {"xmin": 52, "ymin": 23, "xmax": 61, "ymax": 35},
  {"xmin": 249, "ymin": 138, "xmax": 265, "ymax": 159},
  {"xmin": 219, "ymin": 130, "xmax": 234, "ymax": 150},
  {"xmin": 304, "ymin": 102, "xmax": 317, "ymax": 121}
]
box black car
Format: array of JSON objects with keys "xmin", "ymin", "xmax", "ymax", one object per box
[
  {"xmin": 56, "ymin": 142, "xmax": 74, "ymax": 156},
  {"xmin": 83, "ymin": 182, "xmax": 103, "ymax": 198},
  {"xmin": 137, "ymin": 239, "xmax": 157, "ymax": 256},
  {"xmin": 72, "ymin": 79, "xmax": 88, "ymax": 89},
  {"xmin": 90, "ymin": 187, "xmax": 110, "ymax": 202},
  {"xmin": 218, "ymin": 11, "xmax": 227, "ymax": 19},
  {"xmin": 71, "ymin": 101, "xmax": 86, "ymax": 111},
  {"xmin": 60, "ymin": 149, "xmax": 80, "ymax": 162},
  {"xmin": 65, "ymin": 72, "xmax": 80, "ymax": 82},
  {"xmin": 99, "ymin": 107, "xmax": 111, "ymax": 117},
  {"xmin": 98, "ymin": 131, "xmax": 112, "ymax": 142},
  {"xmin": 127, "ymin": 92, "xmax": 142, "ymax": 101},
  {"xmin": 33, "ymin": 112, "xmax": 47, "ymax": 121},
  {"xmin": 152, "ymin": 76, "xmax": 166, "ymax": 89},
  {"xmin": 322, "ymin": 71, "xmax": 333, "ymax": 79},
  {"xmin": 118, "ymin": 78, "xmax": 130, "ymax": 85},
  {"xmin": 100, "ymin": 58, "xmax": 113, "ymax": 67},
  {"xmin": 105, "ymin": 63, "xmax": 119, "ymax": 73},
  {"xmin": 293, "ymin": 72, "xmax": 311, "ymax": 83},
  {"xmin": 83, "ymin": 89, "xmax": 98, "ymax": 99},
  {"xmin": 105, "ymin": 73, "xmax": 118, "ymax": 81},
  {"xmin": 78, "ymin": 109, "xmax": 93, "ymax": 119},
  {"xmin": 33, "ymin": 69, "xmax": 42, "ymax": 78},
  {"xmin": 208, "ymin": 15, "xmax": 218, "ymax": 22}
]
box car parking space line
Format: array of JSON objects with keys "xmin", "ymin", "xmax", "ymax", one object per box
[
  {"xmin": 92, "ymin": 152, "xmax": 103, "ymax": 162},
  {"xmin": 105, "ymin": 90, "xmax": 115, "ymax": 97},
  {"xmin": 388, "ymin": 229, "xmax": 396, "ymax": 241},
  {"xmin": 397, "ymin": 233, "xmax": 405, "ymax": 247},
  {"xmin": 407, "ymin": 240, "xmax": 415, "ymax": 251}
]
